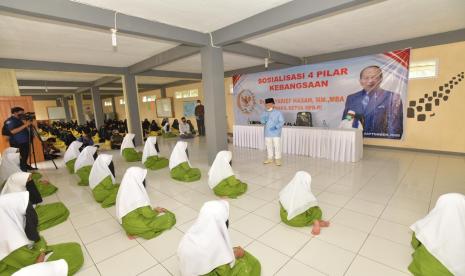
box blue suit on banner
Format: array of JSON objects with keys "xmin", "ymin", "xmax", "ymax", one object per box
[
  {"xmin": 260, "ymin": 109, "xmax": 284, "ymax": 137},
  {"xmin": 343, "ymin": 89, "xmax": 403, "ymax": 139}
]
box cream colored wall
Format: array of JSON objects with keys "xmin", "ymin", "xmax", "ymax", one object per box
[
  {"xmin": 114, "ymin": 96, "xmax": 127, "ymax": 120},
  {"xmin": 138, "ymin": 89, "xmax": 162, "ymax": 122},
  {"xmin": 363, "ymin": 41, "xmax": 465, "ymax": 153},
  {"xmin": 0, "ymin": 69, "xmax": 20, "ymax": 96},
  {"xmin": 32, "ymin": 100, "xmax": 57, "ymax": 120},
  {"xmin": 166, "ymin": 83, "xmax": 203, "ymax": 129}
]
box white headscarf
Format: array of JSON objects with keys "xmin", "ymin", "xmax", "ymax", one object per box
[
  {"xmin": 0, "ymin": 191, "xmax": 32, "ymax": 261},
  {"xmin": 142, "ymin": 136, "xmax": 158, "ymax": 164},
  {"xmin": 169, "ymin": 141, "xmax": 190, "ymax": 170},
  {"xmin": 178, "ymin": 200, "xmax": 234, "ymax": 276},
  {"xmin": 120, "ymin": 133, "xmax": 136, "ymax": 154},
  {"xmin": 12, "ymin": 259, "xmax": 68, "ymax": 276},
  {"xmin": 279, "ymin": 171, "xmax": 318, "ymax": 220},
  {"xmin": 0, "ymin": 147, "xmax": 21, "ymax": 184},
  {"xmin": 1, "ymin": 172, "xmax": 30, "ymax": 195},
  {"xmin": 115, "ymin": 167, "xmax": 150, "ymax": 223},
  {"xmin": 89, "ymin": 154, "xmax": 114, "ymax": 189},
  {"xmin": 208, "ymin": 151, "xmax": 234, "ymax": 189},
  {"xmin": 410, "ymin": 193, "xmax": 465, "ymax": 276},
  {"xmin": 63, "ymin": 141, "xmax": 83, "ymax": 163},
  {"xmin": 74, "ymin": 146, "xmax": 97, "ymax": 172}
]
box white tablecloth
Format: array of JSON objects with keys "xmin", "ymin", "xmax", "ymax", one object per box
[{"xmin": 233, "ymin": 125, "xmax": 363, "ymax": 162}]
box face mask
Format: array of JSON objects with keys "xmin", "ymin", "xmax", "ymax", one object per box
[
  {"xmin": 266, "ymin": 107, "xmax": 273, "ymax": 112},
  {"xmin": 345, "ymin": 115, "xmax": 352, "ymax": 120}
]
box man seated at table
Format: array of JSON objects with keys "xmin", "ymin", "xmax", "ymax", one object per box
[
  {"xmin": 179, "ymin": 117, "xmax": 194, "ymax": 139},
  {"xmin": 338, "ymin": 110, "xmax": 363, "ymax": 130}
]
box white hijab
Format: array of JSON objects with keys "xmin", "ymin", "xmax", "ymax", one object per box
[
  {"xmin": 1, "ymin": 172, "xmax": 30, "ymax": 195},
  {"xmin": 89, "ymin": 154, "xmax": 115, "ymax": 190},
  {"xmin": 142, "ymin": 136, "xmax": 158, "ymax": 164},
  {"xmin": 0, "ymin": 191, "xmax": 32, "ymax": 261},
  {"xmin": 63, "ymin": 141, "xmax": 83, "ymax": 163},
  {"xmin": 12, "ymin": 259, "xmax": 68, "ymax": 276},
  {"xmin": 120, "ymin": 133, "xmax": 136, "ymax": 154},
  {"xmin": 279, "ymin": 171, "xmax": 318, "ymax": 220},
  {"xmin": 208, "ymin": 151, "xmax": 234, "ymax": 189},
  {"xmin": 178, "ymin": 200, "xmax": 235, "ymax": 276},
  {"xmin": 0, "ymin": 147, "xmax": 21, "ymax": 184},
  {"xmin": 169, "ymin": 141, "xmax": 190, "ymax": 170},
  {"xmin": 410, "ymin": 193, "xmax": 465, "ymax": 276},
  {"xmin": 115, "ymin": 167, "xmax": 150, "ymax": 223},
  {"xmin": 74, "ymin": 146, "xmax": 97, "ymax": 172}
]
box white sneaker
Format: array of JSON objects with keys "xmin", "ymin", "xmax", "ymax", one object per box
[
  {"xmin": 263, "ymin": 159, "xmax": 273, "ymax": 164},
  {"xmin": 275, "ymin": 159, "xmax": 282, "ymax": 166}
]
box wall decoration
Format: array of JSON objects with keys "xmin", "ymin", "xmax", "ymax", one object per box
[
  {"xmin": 407, "ymin": 72, "xmax": 464, "ymax": 121},
  {"xmin": 156, "ymin": 97, "xmax": 174, "ymax": 118}
]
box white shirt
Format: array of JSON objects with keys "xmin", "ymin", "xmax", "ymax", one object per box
[
  {"xmin": 410, "ymin": 193, "xmax": 465, "ymax": 276},
  {"xmin": 89, "ymin": 154, "xmax": 114, "ymax": 189},
  {"xmin": 179, "ymin": 122, "xmax": 191, "ymax": 134},
  {"xmin": 0, "ymin": 191, "xmax": 32, "ymax": 261},
  {"xmin": 178, "ymin": 200, "xmax": 235, "ymax": 276},
  {"xmin": 279, "ymin": 171, "xmax": 318, "ymax": 220},
  {"xmin": 142, "ymin": 136, "xmax": 158, "ymax": 164},
  {"xmin": 115, "ymin": 167, "xmax": 150, "ymax": 223},
  {"xmin": 74, "ymin": 146, "xmax": 97, "ymax": 172},
  {"xmin": 169, "ymin": 141, "xmax": 191, "ymax": 170},
  {"xmin": 208, "ymin": 151, "xmax": 234, "ymax": 189}
]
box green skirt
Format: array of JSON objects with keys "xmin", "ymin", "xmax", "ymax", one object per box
[
  {"xmin": 92, "ymin": 176, "xmax": 119, "ymax": 208},
  {"xmin": 170, "ymin": 162, "xmax": 201, "ymax": 182},
  {"xmin": 65, "ymin": 159, "xmax": 76, "ymax": 174},
  {"xmin": 122, "ymin": 206, "xmax": 176, "ymax": 240},
  {"xmin": 144, "ymin": 155, "xmax": 169, "ymax": 170},
  {"xmin": 122, "ymin": 148, "xmax": 142, "ymax": 162},
  {"xmin": 0, "ymin": 237, "xmax": 83, "ymax": 276},
  {"xmin": 34, "ymin": 180, "xmax": 58, "ymax": 197},
  {"xmin": 408, "ymin": 233, "xmax": 453, "ymax": 276},
  {"xmin": 31, "ymin": 172, "xmax": 43, "ymax": 181},
  {"xmin": 213, "ymin": 175, "xmax": 247, "ymax": 199},
  {"xmin": 162, "ymin": 132, "xmax": 177, "ymax": 138},
  {"xmin": 76, "ymin": 166, "xmax": 91, "ymax": 186},
  {"xmin": 202, "ymin": 251, "xmax": 261, "ymax": 276},
  {"xmin": 36, "ymin": 202, "xmax": 70, "ymax": 231},
  {"xmin": 280, "ymin": 204, "xmax": 322, "ymax": 227}
]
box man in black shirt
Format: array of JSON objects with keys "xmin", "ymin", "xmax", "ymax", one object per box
[{"xmin": 4, "ymin": 107, "xmax": 34, "ymax": 171}]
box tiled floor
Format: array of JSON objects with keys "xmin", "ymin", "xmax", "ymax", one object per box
[{"xmin": 36, "ymin": 137, "xmax": 465, "ymax": 276}]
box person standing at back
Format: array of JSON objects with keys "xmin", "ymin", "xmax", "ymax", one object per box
[
  {"xmin": 3, "ymin": 107, "xmax": 34, "ymax": 172},
  {"xmin": 260, "ymin": 98, "xmax": 284, "ymax": 166},
  {"xmin": 194, "ymin": 100, "xmax": 205, "ymax": 136}
]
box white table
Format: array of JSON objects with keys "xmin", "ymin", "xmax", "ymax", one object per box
[{"xmin": 233, "ymin": 125, "xmax": 363, "ymax": 162}]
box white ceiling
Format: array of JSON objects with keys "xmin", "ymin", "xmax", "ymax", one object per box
[
  {"xmin": 246, "ymin": 0, "xmax": 465, "ymax": 57},
  {"xmin": 135, "ymin": 76, "xmax": 193, "ymax": 84},
  {"xmin": 15, "ymin": 70, "xmax": 107, "ymax": 82},
  {"xmin": 0, "ymin": 13, "xmax": 177, "ymax": 67},
  {"xmin": 157, "ymin": 52, "xmax": 265, "ymax": 73},
  {"xmin": 70, "ymin": 0, "xmax": 293, "ymax": 33}
]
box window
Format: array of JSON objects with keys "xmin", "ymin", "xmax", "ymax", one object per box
[
  {"xmin": 103, "ymin": 100, "xmax": 112, "ymax": 107},
  {"xmin": 119, "ymin": 99, "xmax": 125, "ymax": 105},
  {"xmin": 142, "ymin": 95, "xmax": 156, "ymax": 102},
  {"xmin": 230, "ymin": 84, "xmax": 234, "ymax": 94},
  {"xmin": 175, "ymin": 89, "xmax": 199, "ymax": 99},
  {"xmin": 409, "ymin": 60, "xmax": 438, "ymax": 79}
]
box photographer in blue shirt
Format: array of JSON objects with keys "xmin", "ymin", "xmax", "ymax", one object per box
[
  {"xmin": 3, "ymin": 107, "xmax": 34, "ymax": 171},
  {"xmin": 260, "ymin": 98, "xmax": 284, "ymax": 166},
  {"xmin": 342, "ymin": 65, "xmax": 403, "ymax": 139}
]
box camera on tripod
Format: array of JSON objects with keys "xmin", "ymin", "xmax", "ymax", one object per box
[{"xmin": 20, "ymin": 112, "xmax": 36, "ymax": 121}]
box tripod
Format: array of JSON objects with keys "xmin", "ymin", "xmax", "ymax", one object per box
[{"xmin": 28, "ymin": 123, "xmax": 58, "ymax": 170}]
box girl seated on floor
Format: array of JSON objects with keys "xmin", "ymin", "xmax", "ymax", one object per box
[
  {"xmin": 142, "ymin": 136, "xmax": 168, "ymax": 170},
  {"xmin": 89, "ymin": 154, "xmax": 119, "ymax": 208},
  {"xmin": 115, "ymin": 167, "xmax": 176, "ymax": 240},
  {"xmin": 0, "ymin": 192, "xmax": 83, "ymax": 275},
  {"xmin": 208, "ymin": 151, "xmax": 247, "ymax": 198},
  {"xmin": 74, "ymin": 146, "xmax": 98, "ymax": 186},
  {"xmin": 178, "ymin": 200, "xmax": 261, "ymax": 276},
  {"xmin": 1, "ymin": 172, "xmax": 69, "ymax": 231},
  {"xmin": 408, "ymin": 193, "xmax": 464, "ymax": 276},
  {"xmin": 279, "ymin": 171, "xmax": 329, "ymax": 235},
  {"xmin": 169, "ymin": 141, "xmax": 201, "ymax": 182},
  {"xmin": 120, "ymin": 133, "xmax": 142, "ymax": 162},
  {"xmin": 0, "ymin": 147, "xmax": 57, "ymax": 197},
  {"xmin": 63, "ymin": 141, "xmax": 83, "ymax": 174}
]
